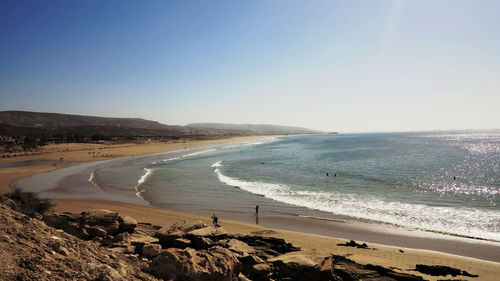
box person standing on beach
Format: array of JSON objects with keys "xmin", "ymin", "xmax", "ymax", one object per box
[
  {"xmin": 211, "ymin": 214, "xmax": 219, "ymax": 227},
  {"xmin": 255, "ymin": 205, "xmax": 259, "ymax": 215}
]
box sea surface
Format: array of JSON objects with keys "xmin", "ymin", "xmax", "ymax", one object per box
[{"xmin": 136, "ymin": 132, "xmax": 500, "ymax": 241}]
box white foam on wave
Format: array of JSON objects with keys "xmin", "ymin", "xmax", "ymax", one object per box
[
  {"xmin": 244, "ymin": 136, "xmax": 279, "ymax": 146},
  {"xmin": 135, "ymin": 168, "xmax": 155, "ymax": 202},
  {"xmin": 184, "ymin": 149, "xmax": 216, "ymax": 157},
  {"xmin": 88, "ymin": 170, "xmax": 101, "ymax": 189},
  {"xmin": 222, "ymin": 145, "xmax": 237, "ymax": 149},
  {"xmin": 160, "ymin": 148, "xmax": 217, "ymax": 163},
  {"xmin": 161, "ymin": 156, "xmax": 181, "ymax": 162},
  {"xmin": 212, "ymin": 161, "xmax": 500, "ymax": 241}
]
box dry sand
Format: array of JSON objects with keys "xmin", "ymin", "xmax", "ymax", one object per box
[{"xmin": 2, "ymin": 136, "xmax": 500, "ymax": 280}]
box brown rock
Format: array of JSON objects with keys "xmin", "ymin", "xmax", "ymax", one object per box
[
  {"xmin": 238, "ymin": 273, "xmax": 252, "ymax": 281},
  {"xmin": 150, "ymin": 246, "xmax": 241, "ymax": 281},
  {"xmin": 90, "ymin": 264, "xmax": 124, "ymax": 281},
  {"xmin": 0, "ymin": 202, "xmax": 159, "ymax": 281},
  {"xmin": 142, "ymin": 244, "xmax": 162, "ymax": 259},
  {"xmin": 156, "ymin": 229, "xmax": 184, "ymax": 246},
  {"xmin": 239, "ymin": 255, "xmax": 265, "ymax": 266},
  {"xmin": 174, "ymin": 238, "xmax": 192, "ymax": 248},
  {"xmin": 187, "ymin": 227, "xmax": 226, "ymax": 238},
  {"xmin": 125, "ymin": 245, "xmax": 136, "ymax": 254},
  {"xmin": 269, "ymin": 252, "xmax": 319, "ymax": 280},
  {"xmin": 251, "ymin": 263, "xmax": 272, "ymax": 277},
  {"xmin": 112, "ymin": 232, "xmax": 130, "ymax": 243},
  {"xmin": 170, "ymin": 220, "xmax": 208, "ymax": 233},
  {"xmin": 129, "ymin": 234, "xmax": 159, "ymax": 246},
  {"xmin": 43, "ymin": 213, "xmax": 88, "ymax": 239},
  {"xmin": 318, "ymin": 255, "xmax": 334, "ymax": 280},
  {"xmin": 87, "ymin": 226, "xmax": 107, "ymax": 238},
  {"xmin": 81, "ymin": 209, "xmax": 121, "ymax": 235},
  {"xmin": 120, "ymin": 216, "xmax": 137, "ymax": 231},
  {"xmin": 227, "ymin": 239, "xmax": 256, "ymax": 256},
  {"xmin": 156, "ymin": 220, "xmax": 207, "ymax": 246},
  {"xmin": 234, "ymin": 235, "xmax": 300, "ymax": 258},
  {"xmin": 190, "ymin": 236, "xmax": 214, "ymax": 250}
]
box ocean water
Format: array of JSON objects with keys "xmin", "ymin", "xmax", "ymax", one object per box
[{"xmin": 137, "ymin": 132, "xmax": 500, "ymax": 241}]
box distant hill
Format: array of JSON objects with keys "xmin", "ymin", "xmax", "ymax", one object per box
[
  {"xmin": 187, "ymin": 123, "xmax": 322, "ymax": 135},
  {"xmin": 0, "ymin": 111, "xmax": 232, "ymax": 137},
  {"xmin": 0, "ymin": 111, "xmax": 171, "ymax": 130},
  {"xmin": 0, "ymin": 111, "xmax": 322, "ymax": 138}
]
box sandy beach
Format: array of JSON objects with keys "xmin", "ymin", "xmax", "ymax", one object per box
[{"xmin": 3, "ymin": 136, "xmax": 500, "ymax": 281}]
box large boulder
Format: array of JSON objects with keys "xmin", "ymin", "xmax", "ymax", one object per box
[
  {"xmin": 42, "ymin": 213, "xmax": 88, "ymax": 239},
  {"xmin": 81, "ymin": 209, "xmax": 121, "ymax": 235},
  {"xmin": 120, "ymin": 216, "xmax": 137, "ymax": 232},
  {"xmin": 156, "ymin": 220, "xmax": 207, "ymax": 246},
  {"xmin": 150, "ymin": 246, "xmax": 241, "ymax": 281},
  {"xmin": 269, "ymin": 252, "xmax": 320, "ymax": 281},
  {"xmin": 186, "ymin": 227, "xmax": 226, "ymax": 240}
]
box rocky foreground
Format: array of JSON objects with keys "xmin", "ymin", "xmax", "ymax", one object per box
[{"xmin": 1, "ymin": 198, "xmax": 479, "ymax": 280}]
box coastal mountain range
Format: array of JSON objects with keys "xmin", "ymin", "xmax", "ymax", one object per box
[{"xmin": 0, "ymin": 111, "xmax": 324, "ymax": 137}]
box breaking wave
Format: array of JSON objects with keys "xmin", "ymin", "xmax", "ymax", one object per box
[{"xmin": 212, "ymin": 161, "xmax": 500, "ymax": 241}]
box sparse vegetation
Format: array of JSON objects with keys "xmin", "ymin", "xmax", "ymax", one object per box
[{"xmin": 1, "ymin": 188, "xmax": 54, "ymax": 217}]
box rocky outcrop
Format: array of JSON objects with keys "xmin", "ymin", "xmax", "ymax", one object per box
[
  {"xmin": 232, "ymin": 235, "xmax": 300, "ymax": 260},
  {"xmin": 326, "ymin": 255, "xmax": 426, "ymax": 281},
  {"xmin": 414, "ymin": 264, "xmax": 478, "ymax": 277},
  {"xmin": 337, "ymin": 239, "xmax": 370, "ymax": 249},
  {"xmin": 156, "ymin": 220, "xmax": 207, "ymax": 247},
  {"xmin": 14, "ymin": 207, "xmax": 435, "ymax": 281},
  {"xmin": 42, "ymin": 209, "xmax": 138, "ymax": 243},
  {"xmin": 0, "ymin": 199, "xmax": 157, "ymax": 281}
]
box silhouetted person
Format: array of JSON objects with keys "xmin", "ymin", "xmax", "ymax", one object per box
[
  {"xmin": 453, "ymin": 176, "xmax": 456, "ymax": 181},
  {"xmin": 211, "ymin": 214, "xmax": 219, "ymax": 227},
  {"xmin": 334, "ymin": 173, "xmax": 337, "ymax": 177},
  {"xmin": 255, "ymin": 205, "xmax": 259, "ymax": 215},
  {"xmin": 326, "ymin": 173, "xmax": 329, "ymax": 176}
]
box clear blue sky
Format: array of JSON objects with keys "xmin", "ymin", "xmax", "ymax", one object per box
[{"xmin": 1, "ymin": 0, "xmax": 499, "ymax": 132}]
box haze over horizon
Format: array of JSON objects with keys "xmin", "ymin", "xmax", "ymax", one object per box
[{"xmin": 1, "ymin": 1, "xmax": 499, "ymax": 133}]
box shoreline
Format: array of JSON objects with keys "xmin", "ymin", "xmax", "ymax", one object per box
[
  {"xmin": 0, "ymin": 135, "xmax": 270, "ymax": 194},
  {"xmin": 3, "ymin": 136, "xmax": 500, "ymax": 280}
]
